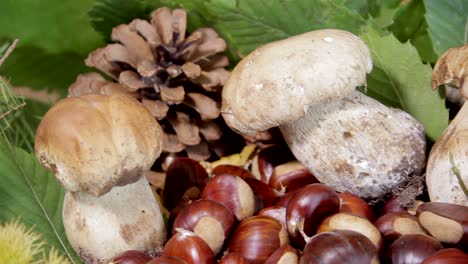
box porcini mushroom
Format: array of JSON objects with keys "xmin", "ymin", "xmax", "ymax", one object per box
[
  {"xmin": 426, "ymin": 44, "xmax": 468, "ymax": 205},
  {"xmin": 222, "ymin": 29, "xmax": 426, "ymax": 199},
  {"xmin": 35, "ymin": 94, "xmax": 166, "ymax": 263}
]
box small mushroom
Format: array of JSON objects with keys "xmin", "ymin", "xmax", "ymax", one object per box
[
  {"xmin": 426, "ymin": 44, "xmax": 468, "ymax": 205},
  {"xmin": 222, "ymin": 29, "xmax": 426, "ymax": 199},
  {"xmin": 35, "ymin": 94, "xmax": 166, "ymax": 263}
]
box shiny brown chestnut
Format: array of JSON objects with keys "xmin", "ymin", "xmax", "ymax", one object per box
[
  {"xmin": 385, "ymin": 234, "xmax": 443, "ymax": 264},
  {"xmin": 167, "ymin": 196, "xmax": 198, "ymax": 234},
  {"xmin": 338, "ymin": 192, "xmax": 375, "ymax": 221},
  {"xmin": 258, "ymin": 206, "xmax": 287, "ymax": 228},
  {"xmin": 172, "ymin": 199, "xmax": 235, "ymax": 254},
  {"xmin": 108, "ymin": 250, "xmax": 153, "ymax": 264},
  {"xmin": 416, "ymin": 202, "xmax": 468, "ymax": 247},
  {"xmin": 381, "ymin": 197, "xmax": 405, "ymax": 216},
  {"xmin": 212, "ymin": 164, "xmax": 254, "ymax": 179},
  {"xmin": 251, "ymin": 144, "xmax": 296, "ymax": 183},
  {"xmin": 243, "ymin": 177, "xmax": 279, "ymax": 213},
  {"xmin": 264, "ymin": 244, "xmax": 298, "ymax": 264},
  {"xmin": 268, "ymin": 161, "xmax": 318, "ymax": 192},
  {"xmin": 286, "ymin": 183, "xmax": 340, "ymax": 248},
  {"xmin": 317, "ymin": 212, "xmax": 383, "ymax": 251},
  {"xmin": 147, "ymin": 256, "xmax": 188, "ymax": 264},
  {"xmin": 163, "ymin": 157, "xmax": 209, "ymax": 211},
  {"xmin": 219, "ymin": 252, "xmax": 249, "ymax": 264},
  {"xmin": 421, "ymin": 248, "xmax": 468, "ymax": 264},
  {"xmin": 275, "ymin": 188, "xmax": 301, "ymax": 208},
  {"xmin": 162, "ymin": 228, "xmax": 215, "ymax": 264},
  {"xmin": 299, "ymin": 230, "xmax": 379, "ymax": 264},
  {"xmin": 374, "ymin": 212, "xmax": 427, "ymax": 245},
  {"xmin": 228, "ymin": 215, "xmax": 289, "ymax": 264},
  {"xmin": 201, "ymin": 174, "xmax": 255, "ymax": 221}
]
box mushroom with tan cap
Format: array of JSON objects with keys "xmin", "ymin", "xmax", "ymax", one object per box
[
  {"xmin": 222, "ymin": 29, "xmax": 426, "ymax": 199},
  {"xmin": 35, "ymin": 93, "xmax": 166, "ymax": 263},
  {"xmin": 426, "ymin": 44, "xmax": 468, "ymax": 205}
]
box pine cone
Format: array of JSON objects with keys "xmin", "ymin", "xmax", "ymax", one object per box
[{"xmin": 69, "ymin": 7, "xmax": 244, "ymax": 161}]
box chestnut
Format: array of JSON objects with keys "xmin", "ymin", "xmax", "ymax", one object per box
[
  {"xmin": 212, "ymin": 164, "xmax": 254, "ymax": 179},
  {"xmin": 275, "ymin": 188, "xmax": 300, "ymax": 208},
  {"xmin": 258, "ymin": 206, "xmax": 287, "ymax": 228},
  {"xmin": 264, "ymin": 244, "xmax": 298, "ymax": 264},
  {"xmin": 243, "ymin": 177, "xmax": 279, "ymax": 213},
  {"xmin": 317, "ymin": 212, "xmax": 383, "ymax": 251},
  {"xmin": 162, "ymin": 228, "xmax": 215, "ymax": 264},
  {"xmin": 338, "ymin": 192, "xmax": 375, "ymax": 221},
  {"xmin": 381, "ymin": 197, "xmax": 405, "ymax": 216},
  {"xmin": 108, "ymin": 250, "xmax": 153, "ymax": 264},
  {"xmin": 172, "ymin": 199, "xmax": 235, "ymax": 254},
  {"xmin": 421, "ymin": 248, "xmax": 468, "ymax": 264},
  {"xmin": 286, "ymin": 183, "xmax": 340, "ymax": 248},
  {"xmin": 416, "ymin": 202, "xmax": 468, "ymax": 247},
  {"xmin": 374, "ymin": 212, "xmax": 427, "ymax": 245},
  {"xmin": 163, "ymin": 157, "xmax": 209, "ymax": 211},
  {"xmin": 147, "ymin": 256, "xmax": 188, "ymax": 264},
  {"xmin": 228, "ymin": 215, "xmax": 289, "ymax": 264},
  {"xmin": 219, "ymin": 252, "xmax": 249, "ymax": 264},
  {"xmin": 251, "ymin": 144, "xmax": 296, "ymax": 183},
  {"xmin": 268, "ymin": 161, "xmax": 318, "ymax": 192},
  {"xmin": 201, "ymin": 174, "xmax": 255, "ymax": 221},
  {"xmin": 299, "ymin": 230, "xmax": 379, "ymax": 264},
  {"xmin": 385, "ymin": 234, "xmax": 443, "ymax": 264}
]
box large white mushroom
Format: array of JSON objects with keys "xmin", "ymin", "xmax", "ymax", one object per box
[
  {"xmin": 426, "ymin": 44, "xmax": 468, "ymax": 205},
  {"xmin": 35, "ymin": 94, "xmax": 166, "ymax": 263},
  {"xmin": 222, "ymin": 29, "xmax": 426, "ymax": 199}
]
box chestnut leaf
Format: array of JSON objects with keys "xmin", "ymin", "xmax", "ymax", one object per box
[
  {"xmin": 424, "ymin": 0, "xmax": 468, "ymax": 57},
  {"xmin": 0, "ymin": 139, "xmax": 79, "ymax": 262},
  {"xmin": 0, "ymin": 0, "xmax": 103, "ymax": 55},
  {"xmin": 360, "ymin": 27, "xmax": 448, "ymax": 141}
]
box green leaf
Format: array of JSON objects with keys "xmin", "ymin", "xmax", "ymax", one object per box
[
  {"xmin": 0, "ymin": 45, "xmax": 89, "ymax": 97},
  {"xmin": 345, "ymin": 0, "xmax": 369, "ymax": 18},
  {"xmin": 89, "ymin": 0, "xmax": 154, "ymax": 40},
  {"xmin": 389, "ymin": 0, "xmax": 437, "ymax": 63},
  {"xmin": 199, "ymin": 0, "xmax": 367, "ymax": 59},
  {"xmin": 424, "ymin": 0, "xmax": 468, "ymax": 56},
  {"xmin": 367, "ymin": 0, "xmax": 402, "ymax": 28},
  {"xmin": 0, "ymin": 0, "xmax": 103, "ymax": 55},
  {"xmin": 360, "ymin": 27, "xmax": 448, "ymax": 141},
  {"xmin": 0, "ymin": 140, "xmax": 78, "ymax": 262}
]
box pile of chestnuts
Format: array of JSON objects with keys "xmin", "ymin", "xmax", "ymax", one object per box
[{"xmin": 107, "ymin": 145, "xmax": 468, "ymax": 264}]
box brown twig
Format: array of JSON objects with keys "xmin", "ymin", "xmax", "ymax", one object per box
[
  {"xmin": 0, "ymin": 39, "xmax": 19, "ymax": 68},
  {"xmin": 0, "ymin": 102, "xmax": 27, "ymax": 120}
]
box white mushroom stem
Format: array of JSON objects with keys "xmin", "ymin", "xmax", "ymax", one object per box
[
  {"xmin": 279, "ymin": 90, "xmax": 426, "ymax": 199},
  {"xmin": 426, "ymin": 102, "xmax": 468, "ymax": 205},
  {"xmin": 63, "ymin": 177, "xmax": 166, "ymax": 264}
]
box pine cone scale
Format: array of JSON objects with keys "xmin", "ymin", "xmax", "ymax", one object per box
[
  {"xmin": 128, "ymin": 19, "xmax": 162, "ymax": 48},
  {"xmin": 160, "ymin": 85, "xmax": 185, "ymax": 104},
  {"xmin": 119, "ymin": 70, "xmax": 146, "ymax": 92},
  {"xmin": 142, "ymin": 99, "xmax": 168, "ymax": 120},
  {"xmin": 185, "ymin": 92, "xmax": 220, "ymax": 120},
  {"xmin": 111, "ymin": 25, "xmax": 155, "ymax": 66}
]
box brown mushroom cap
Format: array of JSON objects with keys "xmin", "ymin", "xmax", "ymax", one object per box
[
  {"xmin": 222, "ymin": 29, "xmax": 372, "ymax": 134},
  {"xmin": 35, "ymin": 93, "xmax": 163, "ymax": 196}
]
